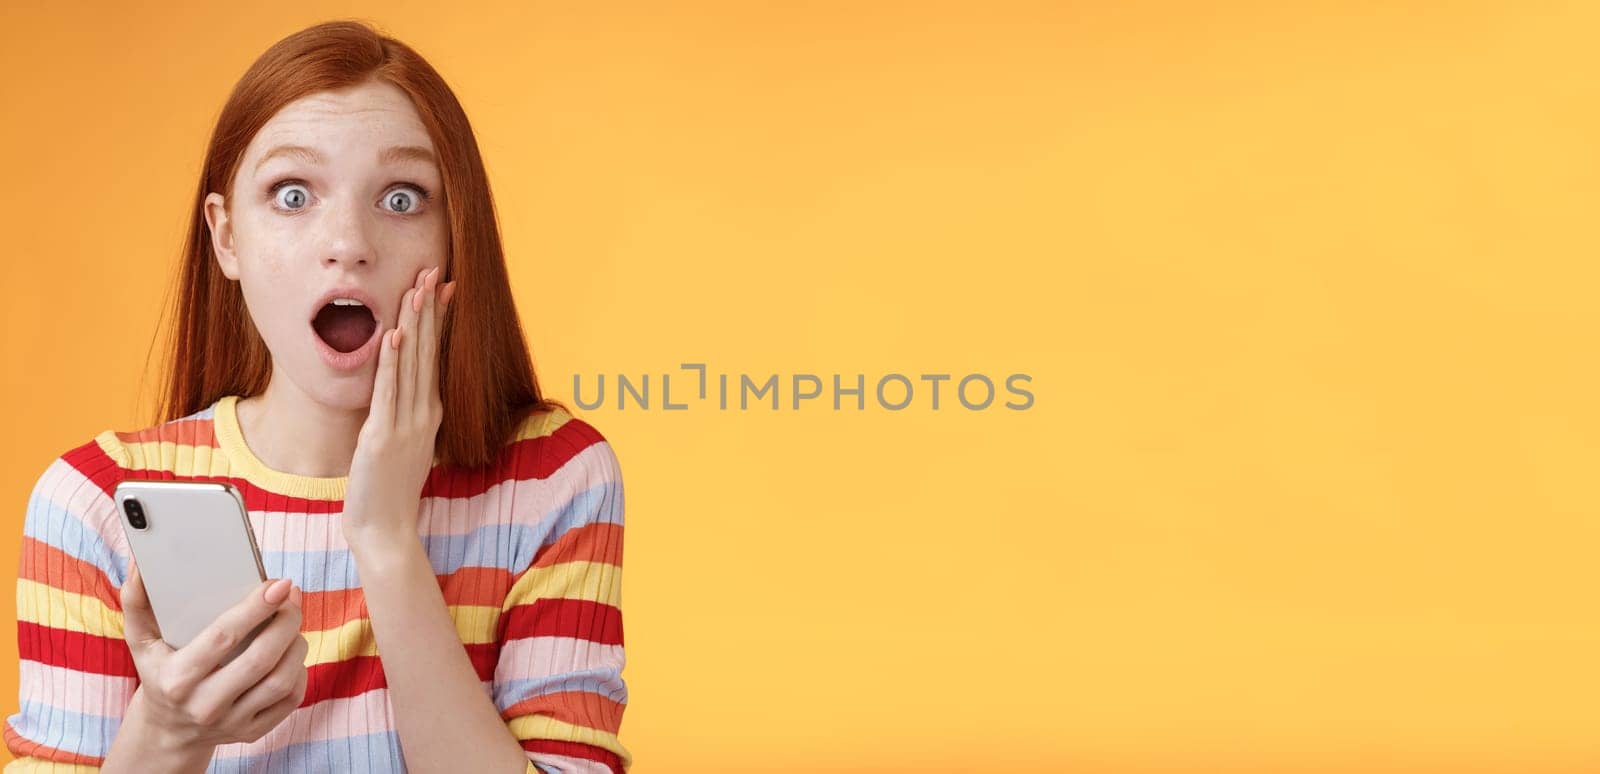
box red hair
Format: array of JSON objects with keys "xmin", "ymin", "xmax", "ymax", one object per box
[{"xmin": 145, "ymin": 19, "xmax": 563, "ymax": 469}]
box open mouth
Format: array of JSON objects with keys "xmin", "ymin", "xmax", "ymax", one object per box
[{"xmin": 311, "ymin": 299, "xmax": 378, "ymax": 354}]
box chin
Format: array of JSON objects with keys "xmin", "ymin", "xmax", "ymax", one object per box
[{"xmin": 290, "ymin": 367, "xmax": 377, "ymax": 412}]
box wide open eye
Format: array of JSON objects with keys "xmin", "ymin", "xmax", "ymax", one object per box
[
  {"xmin": 271, "ymin": 181, "xmax": 311, "ymax": 211},
  {"xmin": 381, "ymin": 185, "xmax": 430, "ymax": 214}
]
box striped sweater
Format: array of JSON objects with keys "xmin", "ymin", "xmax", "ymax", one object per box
[{"xmin": 4, "ymin": 394, "xmax": 630, "ymax": 773}]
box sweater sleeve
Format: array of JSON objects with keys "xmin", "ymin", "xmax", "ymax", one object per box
[
  {"xmin": 493, "ymin": 432, "xmax": 631, "ymax": 774},
  {"xmin": 4, "ymin": 450, "xmax": 136, "ymax": 772}
]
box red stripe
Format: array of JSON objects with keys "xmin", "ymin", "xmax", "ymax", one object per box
[
  {"xmin": 301, "ymin": 566, "xmax": 513, "ymax": 631},
  {"xmin": 437, "ymin": 565, "xmax": 516, "ymax": 607},
  {"xmin": 301, "ymin": 643, "xmax": 500, "ymax": 706},
  {"xmin": 532, "ymin": 522, "xmax": 624, "ymax": 570},
  {"xmin": 86, "ymin": 416, "xmax": 608, "ymax": 511},
  {"xmin": 499, "ymin": 599, "xmax": 624, "ymax": 646},
  {"xmin": 522, "ymin": 738, "xmax": 625, "ymax": 773},
  {"xmin": 427, "ymin": 416, "xmax": 608, "ymax": 498},
  {"xmin": 15, "ymin": 622, "xmax": 136, "ymax": 677},
  {"xmin": 503, "ymin": 689, "xmax": 627, "ymax": 735},
  {"xmin": 60, "ymin": 439, "xmax": 129, "ymax": 501}
]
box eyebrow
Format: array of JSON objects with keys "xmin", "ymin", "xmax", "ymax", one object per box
[{"xmin": 253, "ymin": 144, "xmax": 438, "ymax": 174}]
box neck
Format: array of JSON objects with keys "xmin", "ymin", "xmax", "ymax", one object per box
[{"xmin": 234, "ymin": 374, "xmax": 366, "ymax": 478}]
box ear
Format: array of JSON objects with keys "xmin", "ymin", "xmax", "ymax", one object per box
[{"xmin": 203, "ymin": 192, "xmax": 241, "ymax": 280}]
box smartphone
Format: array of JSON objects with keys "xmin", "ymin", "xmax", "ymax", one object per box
[{"xmin": 113, "ymin": 480, "xmax": 271, "ymax": 660}]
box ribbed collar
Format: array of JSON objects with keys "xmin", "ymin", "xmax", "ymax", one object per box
[{"xmin": 212, "ymin": 394, "xmax": 349, "ymax": 501}]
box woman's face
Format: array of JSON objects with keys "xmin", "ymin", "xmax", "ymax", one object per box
[{"xmin": 204, "ymin": 78, "xmax": 446, "ymax": 411}]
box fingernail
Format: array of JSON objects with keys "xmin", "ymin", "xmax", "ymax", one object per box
[
  {"xmin": 264, "ymin": 578, "xmax": 291, "ymax": 605},
  {"xmin": 392, "ymin": 327, "xmax": 403, "ymax": 349},
  {"xmin": 441, "ymin": 281, "xmax": 455, "ymax": 307}
]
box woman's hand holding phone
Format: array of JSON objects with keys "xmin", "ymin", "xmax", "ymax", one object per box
[
  {"xmin": 102, "ymin": 562, "xmax": 308, "ymax": 772},
  {"xmin": 342, "ymin": 265, "xmax": 454, "ymax": 549}
]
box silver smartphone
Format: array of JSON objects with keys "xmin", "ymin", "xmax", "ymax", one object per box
[{"xmin": 112, "ymin": 480, "xmax": 270, "ymax": 658}]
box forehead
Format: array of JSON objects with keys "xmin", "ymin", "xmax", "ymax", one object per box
[{"xmin": 243, "ymin": 80, "xmax": 434, "ymax": 166}]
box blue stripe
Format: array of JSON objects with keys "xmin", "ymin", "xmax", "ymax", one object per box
[
  {"xmin": 6, "ymin": 700, "xmax": 120, "ymax": 759},
  {"xmin": 208, "ymin": 730, "xmax": 405, "ymax": 773},
  {"xmin": 23, "ymin": 462, "xmax": 129, "ymax": 582},
  {"xmin": 494, "ymin": 668, "xmax": 629, "ymax": 712},
  {"xmin": 533, "ymin": 480, "xmax": 625, "ymax": 553}
]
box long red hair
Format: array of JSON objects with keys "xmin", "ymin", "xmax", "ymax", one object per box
[{"xmin": 145, "ymin": 19, "xmax": 562, "ymax": 469}]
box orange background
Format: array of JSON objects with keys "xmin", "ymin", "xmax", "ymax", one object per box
[{"xmin": 3, "ymin": 2, "xmax": 1599, "ymax": 771}]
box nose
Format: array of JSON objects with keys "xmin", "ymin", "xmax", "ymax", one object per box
[{"xmin": 317, "ymin": 194, "xmax": 378, "ymax": 269}]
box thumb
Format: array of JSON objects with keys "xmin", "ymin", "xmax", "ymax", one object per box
[{"xmin": 119, "ymin": 561, "xmax": 165, "ymax": 649}]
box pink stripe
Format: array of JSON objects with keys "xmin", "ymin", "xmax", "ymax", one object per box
[
  {"xmin": 495, "ymin": 637, "xmax": 625, "ymax": 682},
  {"xmin": 245, "ymin": 508, "xmax": 346, "ymax": 554},
  {"xmin": 35, "ymin": 457, "xmax": 130, "ymax": 557},
  {"xmin": 210, "ymin": 686, "xmax": 419, "ymax": 756},
  {"xmin": 17, "ymin": 661, "xmax": 137, "ymax": 716}
]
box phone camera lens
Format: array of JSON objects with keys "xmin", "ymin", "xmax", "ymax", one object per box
[{"xmin": 125, "ymin": 498, "xmax": 147, "ymax": 530}]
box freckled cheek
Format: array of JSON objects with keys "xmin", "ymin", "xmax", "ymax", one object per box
[
  {"xmin": 372, "ymin": 223, "xmax": 446, "ymax": 266},
  {"xmin": 230, "ymin": 240, "xmax": 304, "ymax": 336},
  {"xmin": 237, "ymin": 275, "xmax": 306, "ymax": 338},
  {"xmin": 232, "ymin": 214, "xmax": 297, "ymax": 273},
  {"xmin": 237, "ymin": 247, "xmax": 296, "ymax": 285}
]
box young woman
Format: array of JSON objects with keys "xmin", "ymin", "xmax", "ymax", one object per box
[{"xmin": 4, "ymin": 20, "xmax": 630, "ymax": 774}]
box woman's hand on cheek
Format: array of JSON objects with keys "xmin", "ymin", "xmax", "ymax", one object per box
[{"xmin": 342, "ymin": 265, "xmax": 456, "ymax": 551}]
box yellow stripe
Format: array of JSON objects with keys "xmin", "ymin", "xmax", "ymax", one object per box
[
  {"xmin": 507, "ymin": 714, "xmax": 632, "ymax": 770},
  {"xmin": 3, "ymin": 760, "xmax": 103, "ymax": 774},
  {"xmin": 15, "ymin": 579, "xmax": 123, "ymax": 638},
  {"xmin": 104, "ymin": 438, "xmax": 229, "ymax": 478},
  {"xmin": 512, "ymin": 404, "xmax": 572, "ymax": 442},
  {"xmin": 94, "ymin": 430, "xmax": 131, "ymax": 468},
  {"xmin": 501, "ymin": 560, "xmax": 621, "ymax": 612},
  {"xmin": 301, "ymin": 604, "xmax": 502, "ymax": 664}
]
